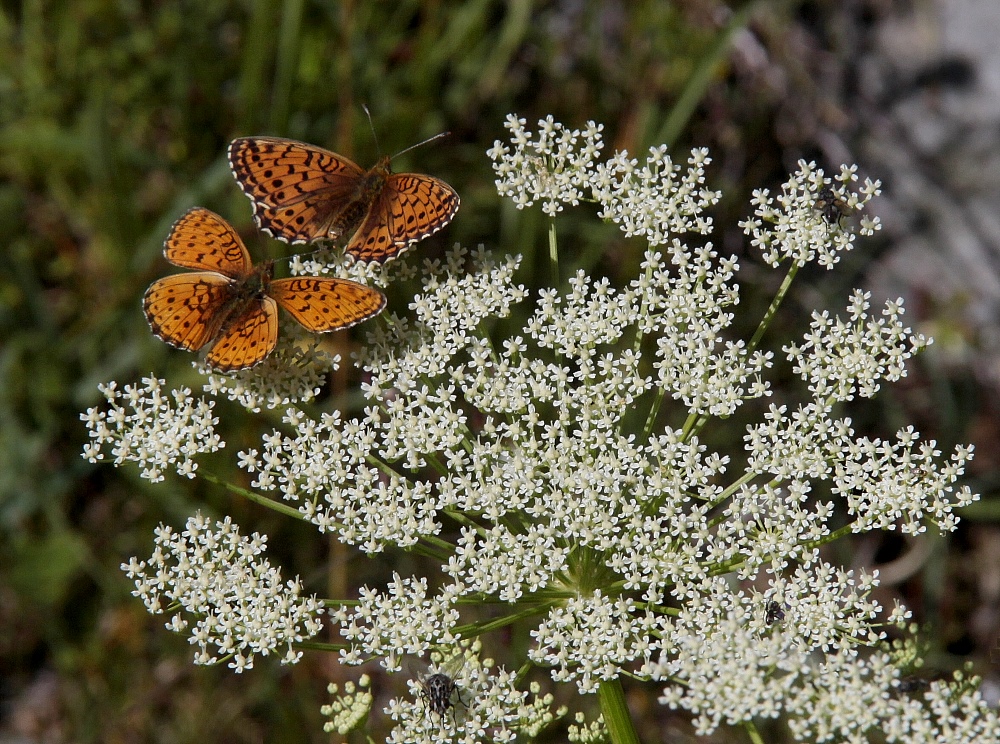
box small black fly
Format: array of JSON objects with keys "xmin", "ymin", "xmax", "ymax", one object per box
[{"xmin": 420, "ymin": 671, "xmax": 466, "ymax": 725}]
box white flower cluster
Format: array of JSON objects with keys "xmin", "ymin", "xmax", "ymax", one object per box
[
  {"xmin": 80, "ymin": 376, "xmax": 223, "ymax": 481},
  {"xmin": 332, "ymin": 573, "xmax": 461, "ymax": 671},
  {"xmin": 639, "ymin": 244, "xmax": 771, "ymax": 416},
  {"xmin": 786, "ymin": 290, "xmax": 927, "ymax": 401},
  {"xmin": 121, "ymin": 512, "xmax": 324, "ymax": 672},
  {"xmin": 87, "ymin": 114, "xmax": 993, "ymax": 742},
  {"xmin": 229, "ymin": 120, "xmax": 981, "ymax": 738},
  {"xmin": 785, "ymin": 653, "xmax": 1000, "ymax": 743},
  {"xmin": 741, "ymin": 160, "xmax": 882, "ymax": 268},
  {"xmin": 489, "ymin": 114, "xmax": 720, "ymax": 242},
  {"xmin": 240, "ymin": 245, "xmax": 528, "ymax": 548},
  {"xmin": 384, "ymin": 641, "xmax": 550, "ymax": 744},
  {"xmin": 835, "ymin": 428, "xmax": 976, "ymax": 534},
  {"xmin": 489, "ymin": 114, "xmax": 605, "ymax": 215},
  {"xmin": 593, "ymin": 146, "xmax": 719, "ymax": 242},
  {"xmin": 745, "ymin": 406, "xmax": 976, "ymax": 537},
  {"xmin": 530, "ymin": 591, "xmax": 660, "ymax": 693},
  {"xmin": 654, "ymin": 568, "xmax": 887, "ymax": 735},
  {"xmin": 567, "ymin": 712, "xmax": 606, "ymax": 743}
]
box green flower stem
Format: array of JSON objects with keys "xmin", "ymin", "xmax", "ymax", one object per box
[
  {"xmin": 743, "ymin": 720, "xmax": 765, "ymax": 744},
  {"xmin": 450, "ymin": 601, "xmax": 555, "ymax": 638},
  {"xmin": 599, "ymin": 678, "xmax": 641, "ymax": 744},
  {"xmin": 706, "ymin": 520, "xmax": 861, "ymax": 578},
  {"xmin": 322, "ymin": 598, "xmax": 361, "ymax": 608},
  {"xmin": 548, "ymin": 219, "xmax": 559, "ymax": 286},
  {"xmin": 365, "ymin": 453, "xmax": 404, "ymax": 480},
  {"xmin": 748, "ymin": 260, "xmax": 801, "ymax": 356},
  {"xmin": 444, "ymin": 508, "xmax": 490, "ymax": 541},
  {"xmin": 632, "ymin": 261, "xmax": 656, "ymax": 355},
  {"xmin": 425, "ymin": 451, "xmax": 450, "ymax": 477},
  {"xmin": 413, "ymin": 535, "xmax": 454, "ymax": 560},
  {"xmin": 641, "ymin": 386, "xmax": 666, "ymax": 441},
  {"xmin": 201, "ymin": 472, "xmax": 307, "ymax": 521},
  {"xmin": 294, "ymin": 640, "xmax": 347, "ymax": 653},
  {"xmin": 513, "ymin": 661, "xmax": 534, "ymax": 685},
  {"xmin": 706, "ymin": 470, "xmax": 768, "ymax": 521}
]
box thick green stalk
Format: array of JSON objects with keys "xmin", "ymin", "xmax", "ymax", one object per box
[{"xmin": 599, "ymin": 679, "xmax": 641, "ymax": 744}]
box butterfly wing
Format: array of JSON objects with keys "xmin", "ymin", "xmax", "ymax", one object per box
[
  {"xmin": 269, "ymin": 277, "xmax": 386, "ymax": 332},
  {"xmin": 143, "ymin": 273, "xmax": 233, "ymax": 351},
  {"xmin": 228, "ymin": 136, "xmax": 365, "ymax": 245},
  {"xmin": 205, "ymin": 297, "xmax": 279, "ymax": 371},
  {"xmin": 346, "ymin": 173, "xmax": 459, "ymax": 263},
  {"xmin": 163, "ymin": 207, "xmax": 252, "ymax": 278}
]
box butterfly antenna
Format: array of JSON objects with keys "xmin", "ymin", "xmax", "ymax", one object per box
[
  {"xmin": 271, "ymin": 245, "xmax": 333, "ymax": 268},
  {"xmin": 392, "ymin": 131, "xmax": 451, "ymax": 161},
  {"xmin": 362, "ymin": 104, "xmax": 381, "ymax": 155}
]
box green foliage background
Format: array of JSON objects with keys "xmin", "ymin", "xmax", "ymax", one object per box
[{"xmin": 1, "ymin": 1, "xmax": 991, "ymax": 742}]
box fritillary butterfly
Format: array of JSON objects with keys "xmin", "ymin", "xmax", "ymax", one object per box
[
  {"xmin": 227, "ymin": 136, "xmax": 460, "ymax": 263},
  {"xmin": 143, "ymin": 207, "xmax": 386, "ymax": 371}
]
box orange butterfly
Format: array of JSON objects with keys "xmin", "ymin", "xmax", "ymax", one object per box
[
  {"xmin": 228, "ymin": 136, "xmax": 459, "ymax": 263},
  {"xmin": 143, "ymin": 207, "xmax": 386, "ymax": 372}
]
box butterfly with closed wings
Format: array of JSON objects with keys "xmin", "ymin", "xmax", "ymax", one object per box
[
  {"xmin": 228, "ymin": 136, "xmax": 459, "ymax": 263},
  {"xmin": 143, "ymin": 207, "xmax": 386, "ymax": 371}
]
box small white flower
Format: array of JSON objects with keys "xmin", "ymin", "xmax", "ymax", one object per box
[
  {"xmin": 121, "ymin": 512, "xmax": 324, "ymax": 671},
  {"xmin": 80, "ymin": 376, "xmax": 223, "ymax": 481}
]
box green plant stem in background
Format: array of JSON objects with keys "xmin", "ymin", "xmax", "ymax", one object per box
[
  {"xmin": 654, "ymin": 0, "xmax": 768, "ymax": 148},
  {"xmin": 743, "ymin": 720, "xmax": 765, "ymax": 744},
  {"xmin": 270, "ymin": 0, "xmax": 307, "ymax": 133}
]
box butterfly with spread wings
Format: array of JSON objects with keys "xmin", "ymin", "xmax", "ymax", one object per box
[
  {"xmin": 143, "ymin": 207, "xmax": 386, "ymax": 371},
  {"xmin": 228, "ymin": 136, "xmax": 459, "ymax": 263}
]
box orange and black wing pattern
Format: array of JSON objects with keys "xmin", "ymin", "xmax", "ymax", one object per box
[
  {"xmin": 269, "ymin": 277, "xmax": 386, "ymax": 332},
  {"xmin": 228, "ymin": 137, "xmax": 365, "ymax": 245},
  {"xmin": 345, "ymin": 172, "xmax": 460, "ymax": 263}
]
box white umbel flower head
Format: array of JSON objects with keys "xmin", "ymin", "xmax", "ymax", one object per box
[
  {"xmin": 87, "ymin": 114, "xmax": 993, "ymax": 743},
  {"xmin": 121, "ymin": 512, "xmax": 324, "ymax": 672},
  {"xmin": 80, "ymin": 376, "xmax": 223, "ymax": 482}
]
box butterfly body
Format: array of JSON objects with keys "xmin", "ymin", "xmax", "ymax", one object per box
[
  {"xmin": 202, "ymin": 261, "xmax": 273, "ymax": 342},
  {"xmin": 143, "ymin": 207, "xmax": 386, "ymax": 371},
  {"xmin": 229, "ymin": 136, "xmax": 459, "ymax": 263},
  {"xmin": 326, "ymin": 155, "xmax": 392, "ymax": 242}
]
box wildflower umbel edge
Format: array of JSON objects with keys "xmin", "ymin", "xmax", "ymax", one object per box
[{"xmin": 83, "ymin": 115, "xmax": 996, "ymax": 744}]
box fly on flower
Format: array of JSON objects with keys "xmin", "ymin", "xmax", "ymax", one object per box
[
  {"xmin": 764, "ymin": 600, "xmax": 787, "ymax": 626},
  {"xmin": 814, "ymin": 186, "xmax": 853, "ymax": 226},
  {"xmin": 412, "ymin": 652, "xmax": 468, "ymax": 726}
]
